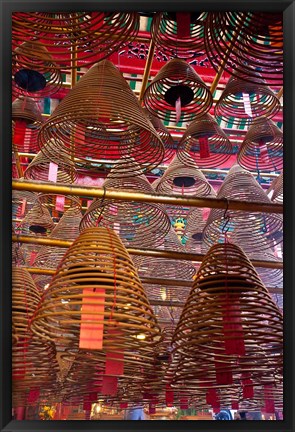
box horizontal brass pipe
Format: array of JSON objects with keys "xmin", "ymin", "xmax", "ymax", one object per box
[
  {"xmin": 13, "ymin": 235, "xmax": 283, "ymax": 270},
  {"xmin": 12, "ymin": 180, "xmax": 283, "ymax": 214}
]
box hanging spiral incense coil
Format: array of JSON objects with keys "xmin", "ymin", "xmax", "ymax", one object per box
[
  {"xmin": 237, "ymin": 118, "xmax": 283, "ymax": 172},
  {"xmin": 38, "ymin": 60, "xmax": 165, "ymax": 176},
  {"xmin": 143, "ymin": 58, "xmax": 213, "ymax": 123},
  {"xmin": 183, "ymin": 208, "xmax": 207, "ymax": 253},
  {"xmin": 142, "ymin": 108, "xmax": 175, "ymax": 163},
  {"xmin": 30, "ymin": 227, "xmax": 161, "ymax": 352},
  {"xmin": 24, "ymin": 144, "xmax": 77, "ymax": 183},
  {"xmin": 150, "ymin": 12, "xmax": 207, "ymax": 60},
  {"xmin": 80, "ymin": 171, "xmax": 171, "ymax": 248},
  {"xmin": 12, "ymin": 190, "xmax": 38, "ymax": 223},
  {"xmin": 202, "ymin": 165, "xmax": 283, "ymax": 254},
  {"xmin": 268, "ymin": 173, "xmax": 283, "ymax": 204},
  {"xmin": 171, "ymin": 242, "xmax": 283, "ymax": 393},
  {"xmin": 12, "ymin": 12, "xmax": 140, "ymax": 70},
  {"xmin": 177, "ymin": 113, "xmax": 233, "ymax": 168},
  {"xmin": 12, "ymin": 41, "xmax": 63, "ymax": 98},
  {"xmin": 36, "ymin": 194, "xmax": 81, "ymax": 220},
  {"xmin": 155, "ymin": 153, "xmax": 212, "ymax": 196},
  {"xmin": 204, "ymin": 12, "xmax": 283, "ymax": 86},
  {"xmin": 214, "ymin": 75, "xmax": 281, "ymax": 127},
  {"xmin": 12, "ymin": 97, "xmax": 43, "ymax": 153}
]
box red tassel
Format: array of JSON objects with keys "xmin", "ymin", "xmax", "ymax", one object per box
[
  {"xmin": 14, "ymin": 120, "xmax": 27, "ymax": 145},
  {"xmin": 199, "ymin": 136, "xmax": 210, "ymax": 158},
  {"xmin": 176, "ymin": 13, "xmax": 191, "ymax": 38},
  {"xmin": 222, "ymin": 299, "xmax": 245, "ymax": 355}
]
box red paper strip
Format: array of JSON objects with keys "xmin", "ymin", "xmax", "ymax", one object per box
[
  {"xmin": 175, "ymin": 97, "xmax": 181, "ymax": 123},
  {"xmin": 264, "ymin": 384, "xmax": 275, "ymax": 413},
  {"xmin": 242, "ymin": 378, "xmax": 254, "ymax": 399},
  {"xmin": 89, "ymin": 392, "xmax": 97, "ymax": 402},
  {"xmin": 79, "ymin": 287, "xmax": 105, "ymax": 350},
  {"xmin": 206, "ymin": 388, "xmax": 219, "ymax": 407},
  {"xmin": 20, "ymin": 199, "xmax": 27, "ymax": 216},
  {"xmin": 48, "ymin": 162, "xmax": 58, "ymax": 182},
  {"xmin": 232, "ymin": 401, "xmax": 239, "ymax": 410},
  {"xmin": 55, "ymin": 195, "xmax": 65, "ymax": 212},
  {"xmin": 15, "ymin": 406, "xmax": 26, "ymax": 420},
  {"xmin": 87, "ymin": 199, "xmax": 93, "ymax": 208},
  {"xmin": 222, "ymin": 300, "xmax": 245, "ymax": 355},
  {"xmin": 176, "ymin": 12, "xmax": 191, "ymax": 38},
  {"xmin": 149, "ymin": 402, "xmax": 156, "ymax": 414},
  {"xmin": 214, "ymin": 358, "xmax": 233, "ymax": 385},
  {"xmin": 23, "ymin": 128, "xmax": 31, "ymax": 153},
  {"xmin": 101, "ymin": 376, "xmax": 118, "ymax": 395},
  {"xmin": 105, "ymin": 351, "xmax": 124, "ymax": 376},
  {"xmin": 165, "ymin": 384, "xmax": 174, "ymax": 406},
  {"xmin": 259, "ymin": 140, "xmax": 269, "ymax": 163},
  {"xmin": 180, "ymin": 398, "xmax": 188, "ymax": 410},
  {"xmin": 29, "ymin": 251, "xmax": 38, "ymax": 266},
  {"xmin": 14, "ymin": 120, "xmax": 27, "ymax": 145},
  {"xmin": 120, "ymin": 402, "xmax": 128, "ymax": 409},
  {"xmin": 199, "ymin": 136, "xmax": 210, "ymax": 158},
  {"xmin": 27, "ymin": 388, "xmax": 40, "ymax": 404},
  {"xmin": 83, "ymin": 401, "xmax": 92, "ymax": 411},
  {"xmin": 202, "ymin": 207, "xmax": 210, "ymax": 221}
]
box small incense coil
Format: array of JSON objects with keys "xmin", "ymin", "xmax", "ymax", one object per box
[
  {"xmin": 177, "ymin": 113, "xmax": 233, "ymax": 168},
  {"xmin": 37, "ymin": 60, "xmax": 165, "ymax": 176},
  {"xmin": 80, "ymin": 170, "xmax": 171, "ymax": 248},
  {"xmin": 150, "ymin": 12, "xmax": 207, "ymax": 60},
  {"xmin": 155, "ymin": 153, "xmax": 212, "ymax": 196},
  {"xmin": 237, "ymin": 118, "xmax": 283, "ymax": 172},
  {"xmin": 214, "ymin": 75, "xmax": 281, "ymax": 127},
  {"xmin": 24, "ymin": 144, "xmax": 77, "ymax": 183},
  {"xmin": 143, "ymin": 58, "xmax": 213, "ymax": 123},
  {"xmin": 202, "ymin": 165, "xmax": 283, "ymax": 254},
  {"xmin": 30, "ymin": 227, "xmax": 161, "ymax": 352},
  {"xmin": 204, "ymin": 12, "xmax": 283, "ymax": 86},
  {"xmin": 12, "ymin": 41, "xmax": 62, "ymax": 98},
  {"xmin": 171, "ymin": 242, "xmax": 283, "ymax": 391},
  {"xmin": 268, "ymin": 172, "xmax": 283, "ymax": 204},
  {"xmin": 12, "ymin": 12, "xmax": 140, "ymax": 70},
  {"xmin": 142, "ymin": 109, "xmax": 175, "ymax": 163}
]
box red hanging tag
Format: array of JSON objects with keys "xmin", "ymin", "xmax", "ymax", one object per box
[
  {"xmin": 259, "ymin": 139, "xmax": 269, "ymax": 163},
  {"xmin": 180, "ymin": 398, "xmax": 189, "ymax": 410},
  {"xmin": 199, "ymin": 136, "xmax": 210, "ymax": 158},
  {"xmin": 14, "ymin": 120, "xmax": 27, "ymax": 145},
  {"xmin": 176, "ymin": 12, "xmax": 191, "ymax": 38},
  {"xmin": 214, "ymin": 358, "xmax": 233, "ymax": 385},
  {"xmin": 79, "ymin": 287, "xmax": 105, "ymax": 350},
  {"xmin": 206, "ymin": 388, "xmax": 219, "ymax": 406},
  {"xmin": 83, "ymin": 401, "xmax": 92, "ymax": 411},
  {"xmin": 74, "ymin": 124, "xmax": 87, "ymax": 156},
  {"xmin": 48, "ymin": 162, "xmax": 58, "ymax": 182},
  {"xmin": 105, "ymin": 351, "xmax": 124, "ymax": 376},
  {"xmin": 29, "ymin": 251, "xmax": 38, "ymax": 266},
  {"xmin": 89, "ymin": 392, "xmax": 97, "ymax": 402},
  {"xmin": 165, "ymin": 384, "xmax": 174, "ymax": 407},
  {"xmin": 27, "ymin": 388, "xmax": 40, "ymax": 404},
  {"xmin": 222, "ymin": 300, "xmax": 245, "ymax": 355},
  {"xmin": 264, "ymin": 384, "xmax": 275, "ymax": 413},
  {"xmin": 149, "ymin": 402, "xmax": 156, "ymax": 414},
  {"xmin": 87, "ymin": 199, "xmax": 93, "ymax": 208},
  {"xmin": 120, "ymin": 402, "xmax": 128, "ymax": 409},
  {"xmin": 23, "ymin": 128, "xmax": 32, "ymax": 153},
  {"xmin": 20, "ymin": 199, "xmax": 27, "ymax": 216},
  {"xmin": 232, "ymin": 401, "xmax": 239, "ymax": 410},
  {"xmin": 202, "ymin": 207, "xmax": 210, "ymax": 221},
  {"xmin": 101, "ymin": 376, "xmax": 118, "ymax": 395},
  {"xmin": 175, "ymin": 97, "xmax": 181, "ymax": 123},
  {"xmin": 242, "ymin": 377, "xmax": 254, "ymax": 399},
  {"xmin": 55, "ymin": 195, "xmax": 65, "ymax": 212},
  {"xmin": 15, "ymin": 406, "xmax": 26, "ymax": 420}
]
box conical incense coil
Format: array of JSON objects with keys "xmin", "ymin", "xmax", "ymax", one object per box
[
  {"xmin": 24, "ymin": 144, "xmax": 77, "ymax": 183},
  {"xmin": 237, "ymin": 118, "xmax": 283, "ymax": 172},
  {"xmin": 36, "ymin": 194, "xmax": 81, "ymax": 220},
  {"xmin": 142, "ymin": 108, "xmax": 175, "ymax": 163},
  {"xmin": 202, "ymin": 165, "xmax": 283, "ymax": 254},
  {"xmin": 38, "ymin": 60, "xmax": 165, "ymax": 176},
  {"xmin": 12, "ymin": 97, "xmax": 43, "ymax": 153},
  {"xmin": 143, "ymin": 58, "xmax": 213, "ymax": 123},
  {"xmin": 177, "ymin": 114, "xmax": 233, "ymax": 168},
  {"xmin": 183, "ymin": 208, "xmax": 207, "ymax": 253},
  {"xmin": 204, "ymin": 12, "xmax": 283, "ymax": 86},
  {"xmin": 150, "ymin": 12, "xmax": 207, "ymax": 60},
  {"xmin": 155, "ymin": 153, "xmax": 212, "ymax": 196},
  {"xmin": 267, "ymin": 173, "xmax": 283, "ymax": 204},
  {"xmin": 30, "ymin": 227, "xmax": 161, "ymax": 352},
  {"xmin": 171, "ymin": 242, "xmax": 283, "ymax": 391},
  {"xmin": 12, "ymin": 41, "xmax": 62, "ymax": 98},
  {"xmin": 12, "ymin": 12, "xmax": 140, "ymax": 70},
  {"xmin": 214, "ymin": 75, "xmax": 281, "ymax": 127},
  {"xmin": 80, "ymin": 171, "xmax": 171, "ymax": 248}
]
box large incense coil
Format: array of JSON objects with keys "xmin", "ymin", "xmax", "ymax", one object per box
[
  {"xmin": 80, "ymin": 170, "xmax": 171, "ymax": 248},
  {"xmin": 237, "ymin": 118, "xmax": 283, "ymax": 172},
  {"xmin": 12, "ymin": 12, "xmax": 140, "ymax": 70},
  {"xmin": 24, "ymin": 144, "xmax": 77, "ymax": 183},
  {"xmin": 150, "ymin": 12, "xmax": 207, "ymax": 60},
  {"xmin": 38, "ymin": 60, "xmax": 165, "ymax": 176},
  {"xmin": 154, "ymin": 153, "xmax": 212, "ymax": 196},
  {"xmin": 177, "ymin": 114, "xmax": 233, "ymax": 168},
  {"xmin": 12, "ymin": 41, "xmax": 62, "ymax": 98},
  {"xmin": 204, "ymin": 12, "xmax": 283, "ymax": 86},
  {"xmin": 214, "ymin": 75, "xmax": 281, "ymax": 127},
  {"xmin": 268, "ymin": 172, "xmax": 283, "ymax": 204},
  {"xmin": 132, "ymin": 229, "xmax": 196, "ymax": 281},
  {"xmin": 171, "ymin": 242, "xmax": 283, "ymax": 390},
  {"xmin": 142, "ymin": 109, "xmax": 175, "ymax": 163},
  {"xmin": 143, "ymin": 58, "xmax": 213, "ymax": 123},
  {"xmin": 202, "ymin": 165, "xmax": 283, "ymax": 254},
  {"xmin": 30, "ymin": 227, "xmax": 161, "ymax": 352}
]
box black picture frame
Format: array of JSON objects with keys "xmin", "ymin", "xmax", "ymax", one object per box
[{"xmin": 1, "ymin": 1, "xmax": 294, "ymax": 431}]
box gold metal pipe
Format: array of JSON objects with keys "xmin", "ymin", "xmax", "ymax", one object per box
[
  {"xmin": 12, "ymin": 180, "xmax": 283, "ymax": 214},
  {"xmin": 13, "ymin": 235, "xmax": 283, "ymax": 269}
]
